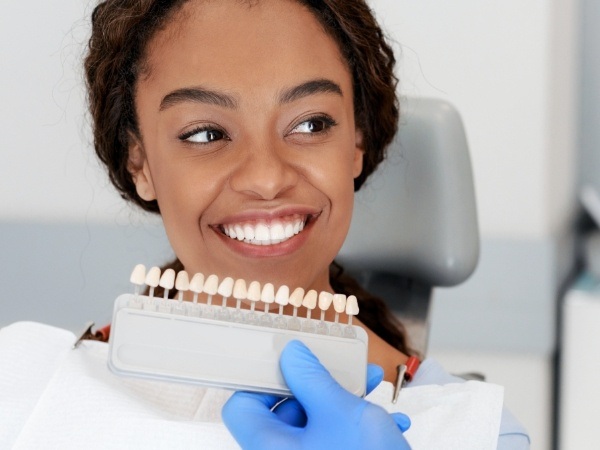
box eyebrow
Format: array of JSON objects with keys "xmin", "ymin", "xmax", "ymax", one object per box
[
  {"xmin": 159, "ymin": 87, "xmax": 238, "ymax": 111},
  {"xmin": 278, "ymin": 79, "xmax": 343, "ymax": 104},
  {"xmin": 158, "ymin": 78, "xmax": 343, "ymax": 111}
]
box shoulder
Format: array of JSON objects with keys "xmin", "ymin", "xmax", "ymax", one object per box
[{"xmin": 410, "ymin": 358, "xmax": 531, "ymax": 449}]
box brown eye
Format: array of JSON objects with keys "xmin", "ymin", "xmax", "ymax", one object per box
[
  {"xmin": 179, "ymin": 127, "xmax": 227, "ymax": 143},
  {"xmin": 290, "ymin": 116, "xmax": 336, "ymax": 135}
]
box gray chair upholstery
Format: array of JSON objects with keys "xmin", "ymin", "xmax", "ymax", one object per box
[{"xmin": 338, "ymin": 97, "xmax": 479, "ymax": 355}]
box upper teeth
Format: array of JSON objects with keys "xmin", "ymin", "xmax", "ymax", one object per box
[{"xmin": 222, "ymin": 216, "xmax": 306, "ymax": 245}]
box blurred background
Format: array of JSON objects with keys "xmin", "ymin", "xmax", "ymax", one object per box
[{"xmin": 2, "ymin": 0, "xmax": 599, "ymax": 448}]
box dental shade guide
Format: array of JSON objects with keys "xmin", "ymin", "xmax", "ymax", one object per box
[
  {"xmin": 158, "ymin": 269, "xmax": 175, "ymax": 313},
  {"xmin": 173, "ymin": 271, "xmax": 189, "ymax": 315},
  {"xmin": 260, "ymin": 283, "xmax": 275, "ymax": 327},
  {"xmin": 108, "ymin": 264, "xmax": 369, "ymax": 397},
  {"xmin": 203, "ymin": 274, "xmax": 219, "ymax": 318},
  {"xmin": 287, "ymin": 287, "xmax": 304, "ymax": 331},
  {"xmin": 317, "ymin": 291, "xmax": 333, "ymax": 335},
  {"xmin": 330, "ymin": 293, "xmax": 347, "ymax": 337},
  {"xmin": 129, "ymin": 264, "xmax": 146, "ymax": 308},
  {"xmin": 301, "ymin": 289, "xmax": 318, "ymax": 333},
  {"xmin": 144, "ymin": 266, "xmax": 161, "ymax": 310},
  {"xmin": 344, "ymin": 295, "xmax": 359, "ymax": 338},
  {"xmin": 246, "ymin": 280, "xmax": 261, "ymax": 325},
  {"xmin": 217, "ymin": 277, "xmax": 234, "ymax": 321},
  {"xmin": 189, "ymin": 272, "xmax": 204, "ymax": 317},
  {"xmin": 274, "ymin": 285, "xmax": 290, "ymax": 329},
  {"xmin": 231, "ymin": 278, "xmax": 247, "ymax": 322}
]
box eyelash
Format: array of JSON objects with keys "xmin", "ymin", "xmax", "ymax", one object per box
[
  {"xmin": 289, "ymin": 115, "xmax": 337, "ymax": 136},
  {"xmin": 178, "ymin": 125, "xmax": 229, "ymax": 144},
  {"xmin": 177, "ymin": 114, "xmax": 337, "ymax": 145}
]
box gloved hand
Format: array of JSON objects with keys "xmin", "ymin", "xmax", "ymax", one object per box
[{"xmin": 222, "ymin": 340, "xmax": 411, "ymax": 450}]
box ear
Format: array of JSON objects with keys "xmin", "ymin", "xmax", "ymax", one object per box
[
  {"xmin": 352, "ymin": 129, "xmax": 365, "ymax": 179},
  {"xmin": 127, "ymin": 134, "xmax": 157, "ymax": 202}
]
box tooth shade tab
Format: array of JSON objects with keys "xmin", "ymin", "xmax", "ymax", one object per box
[
  {"xmin": 203, "ymin": 274, "xmax": 219, "ymax": 296},
  {"xmin": 233, "ymin": 279, "xmax": 247, "ymax": 299},
  {"xmin": 159, "ymin": 269, "xmax": 176, "ymax": 290},
  {"xmin": 346, "ymin": 295, "xmax": 359, "ymax": 315},
  {"xmin": 332, "ymin": 294, "xmax": 347, "ymax": 314},
  {"xmin": 145, "ymin": 266, "xmax": 161, "ymax": 288},
  {"xmin": 189, "ymin": 273, "xmax": 205, "ymax": 294},
  {"xmin": 130, "ymin": 264, "xmax": 146, "ymax": 285},
  {"xmin": 217, "ymin": 277, "xmax": 234, "ymax": 297},
  {"xmin": 247, "ymin": 281, "xmax": 262, "ymax": 301},
  {"xmin": 318, "ymin": 291, "xmax": 333, "ymax": 310},
  {"xmin": 289, "ymin": 287, "xmax": 305, "ymax": 308},
  {"xmin": 261, "ymin": 283, "xmax": 275, "ymax": 303},
  {"xmin": 175, "ymin": 271, "xmax": 190, "ymax": 291},
  {"xmin": 302, "ymin": 290, "xmax": 318, "ymax": 310},
  {"xmin": 275, "ymin": 285, "xmax": 290, "ymax": 306}
]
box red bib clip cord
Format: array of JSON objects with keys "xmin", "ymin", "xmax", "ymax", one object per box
[{"xmin": 392, "ymin": 356, "xmax": 420, "ymax": 404}]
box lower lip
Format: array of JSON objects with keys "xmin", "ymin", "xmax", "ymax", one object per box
[{"xmin": 214, "ymin": 221, "xmax": 313, "ymax": 258}]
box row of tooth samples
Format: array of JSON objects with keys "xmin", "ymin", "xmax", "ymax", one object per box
[{"xmin": 129, "ymin": 264, "xmax": 359, "ymax": 338}]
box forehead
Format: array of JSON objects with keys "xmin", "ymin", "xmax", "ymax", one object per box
[{"xmin": 139, "ymin": 0, "xmax": 351, "ymax": 102}]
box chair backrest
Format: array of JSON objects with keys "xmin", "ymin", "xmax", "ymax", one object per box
[{"xmin": 338, "ymin": 97, "xmax": 479, "ymax": 354}]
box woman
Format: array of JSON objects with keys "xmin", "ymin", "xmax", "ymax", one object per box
[{"xmin": 85, "ymin": 0, "xmax": 529, "ymax": 448}]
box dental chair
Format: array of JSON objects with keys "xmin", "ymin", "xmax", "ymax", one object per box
[{"xmin": 338, "ymin": 97, "xmax": 479, "ymax": 356}]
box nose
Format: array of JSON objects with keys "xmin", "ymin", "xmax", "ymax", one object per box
[{"xmin": 228, "ymin": 140, "xmax": 299, "ymax": 200}]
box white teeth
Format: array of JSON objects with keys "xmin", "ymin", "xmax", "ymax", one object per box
[
  {"xmin": 284, "ymin": 223, "xmax": 294, "ymax": 238},
  {"xmin": 255, "ymin": 223, "xmax": 269, "ymax": 241},
  {"xmin": 243, "ymin": 224, "xmax": 255, "ymax": 240},
  {"xmin": 228, "ymin": 226, "xmax": 237, "ymax": 239},
  {"xmin": 221, "ymin": 216, "xmax": 308, "ymax": 246},
  {"xmin": 270, "ymin": 223, "xmax": 285, "ymax": 240},
  {"xmin": 234, "ymin": 224, "xmax": 244, "ymax": 240}
]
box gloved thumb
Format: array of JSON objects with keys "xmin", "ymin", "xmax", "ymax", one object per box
[
  {"xmin": 222, "ymin": 391, "xmax": 294, "ymax": 448},
  {"xmin": 279, "ymin": 340, "xmax": 363, "ymax": 419}
]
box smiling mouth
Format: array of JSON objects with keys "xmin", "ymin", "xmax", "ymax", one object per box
[{"xmin": 218, "ymin": 214, "xmax": 312, "ymax": 246}]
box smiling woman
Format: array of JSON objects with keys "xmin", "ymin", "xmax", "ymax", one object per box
[
  {"xmin": 86, "ymin": 0, "xmax": 411, "ymax": 365},
  {"xmin": 80, "ymin": 0, "xmax": 529, "ymax": 448}
]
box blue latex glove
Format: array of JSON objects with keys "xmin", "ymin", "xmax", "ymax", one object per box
[{"xmin": 222, "ymin": 340, "xmax": 411, "ymax": 450}]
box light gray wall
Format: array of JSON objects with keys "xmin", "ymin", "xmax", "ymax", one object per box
[{"xmin": 579, "ymin": 0, "xmax": 600, "ymax": 194}]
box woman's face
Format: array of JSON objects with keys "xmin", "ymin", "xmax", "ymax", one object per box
[{"xmin": 130, "ymin": 0, "xmax": 363, "ymax": 292}]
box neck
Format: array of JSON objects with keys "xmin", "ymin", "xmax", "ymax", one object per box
[{"xmin": 356, "ymin": 318, "xmax": 409, "ymax": 383}]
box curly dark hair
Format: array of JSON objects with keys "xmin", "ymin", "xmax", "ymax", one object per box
[{"xmin": 84, "ymin": 0, "xmax": 410, "ymax": 354}]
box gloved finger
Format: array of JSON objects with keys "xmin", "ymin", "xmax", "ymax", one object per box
[
  {"xmin": 222, "ymin": 391, "xmax": 294, "ymax": 448},
  {"xmin": 279, "ymin": 340, "xmax": 361, "ymax": 418},
  {"xmin": 391, "ymin": 412, "xmax": 411, "ymax": 432},
  {"xmin": 272, "ymin": 397, "xmax": 307, "ymax": 427},
  {"xmin": 366, "ymin": 363, "xmax": 384, "ymax": 395}
]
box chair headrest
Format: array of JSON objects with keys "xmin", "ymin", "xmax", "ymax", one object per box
[{"xmin": 338, "ymin": 98, "xmax": 479, "ymax": 287}]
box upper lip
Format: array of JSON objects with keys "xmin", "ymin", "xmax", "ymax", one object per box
[{"xmin": 214, "ymin": 206, "xmax": 322, "ymax": 226}]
